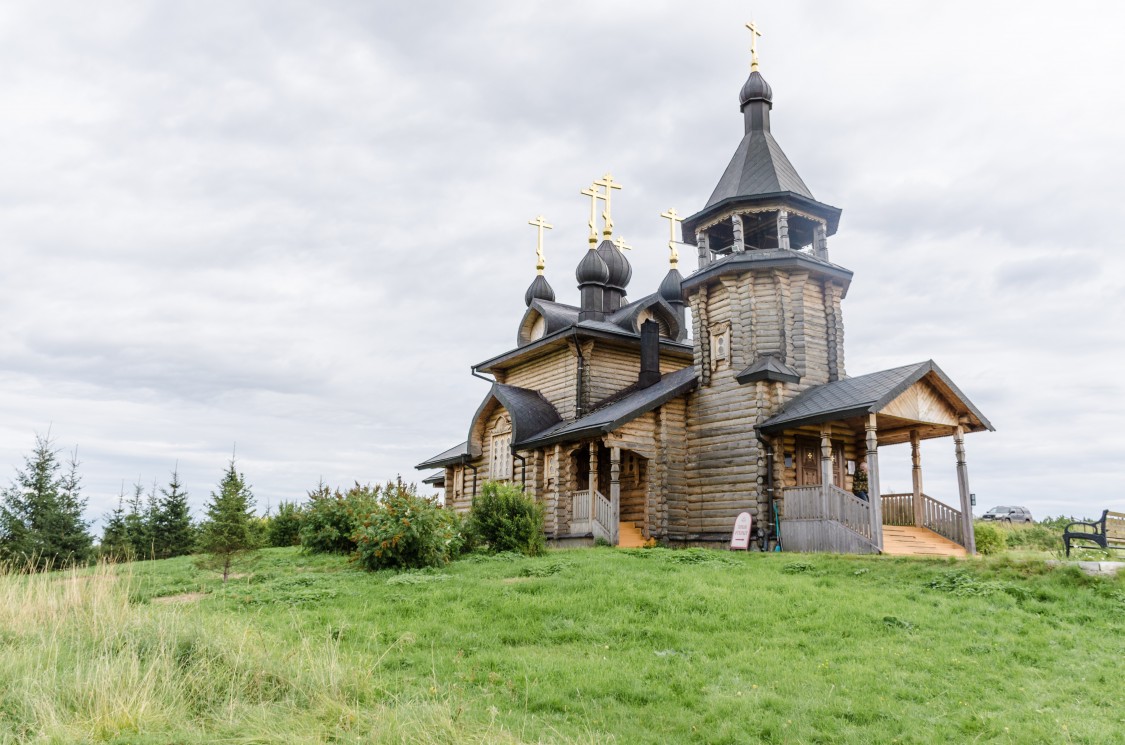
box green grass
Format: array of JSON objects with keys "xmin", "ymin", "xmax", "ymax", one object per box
[{"xmin": 3, "ymin": 548, "xmax": 1124, "ymax": 744}]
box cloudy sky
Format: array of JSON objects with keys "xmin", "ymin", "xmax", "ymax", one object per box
[{"xmin": 1, "ymin": 1, "xmax": 1122, "ymax": 529}]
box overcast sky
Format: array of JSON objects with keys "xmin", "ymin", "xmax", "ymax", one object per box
[{"xmin": 2, "ymin": 1, "xmax": 1122, "ymax": 529}]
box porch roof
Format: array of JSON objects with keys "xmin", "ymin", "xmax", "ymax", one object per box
[
  {"xmin": 757, "ymin": 360, "xmax": 993, "ymax": 437},
  {"xmin": 415, "ymin": 441, "xmax": 468, "ymax": 470},
  {"xmin": 519, "ymin": 366, "xmax": 698, "ymax": 449}
]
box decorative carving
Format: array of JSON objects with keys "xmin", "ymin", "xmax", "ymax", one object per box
[
  {"xmin": 732, "ymin": 213, "xmax": 745, "ymax": 253},
  {"xmin": 777, "ymin": 209, "xmax": 790, "ymax": 251}
]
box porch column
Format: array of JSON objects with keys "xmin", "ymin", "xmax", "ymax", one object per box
[
  {"xmin": 732, "ymin": 213, "xmax": 745, "ymax": 253},
  {"xmin": 954, "ymin": 418, "xmax": 976, "ymax": 554},
  {"xmin": 911, "ymin": 430, "xmax": 924, "ymax": 528},
  {"xmin": 819, "ymin": 426, "xmax": 833, "ymax": 517},
  {"xmin": 610, "ymin": 446, "xmax": 621, "ymax": 546},
  {"xmin": 865, "ymin": 414, "xmax": 884, "ymax": 550},
  {"xmin": 588, "ymin": 442, "xmax": 598, "ymax": 496}
]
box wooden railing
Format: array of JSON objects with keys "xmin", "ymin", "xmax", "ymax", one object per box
[
  {"xmin": 880, "ymin": 492, "xmax": 965, "ymax": 547},
  {"xmin": 782, "ymin": 484, "xmax": 873, "ymax": 540},
  {"xmin": 881, "ymin": 493, "xmax": 915, "ymax": 526},
  {"xmin": 921, "ymin": 494, "xmax": 964, "ymax": 546},
  {"xmin": 571, "ymin": 489, "xmax": 614, "ymax": 543}
]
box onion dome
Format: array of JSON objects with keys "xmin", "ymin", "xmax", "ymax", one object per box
[
  {"xmin": 576, "ymin": 247, "xmax": 610, "ymax": 286},
  {"xmin": 596, "ymin": 239, "xmax": 632, "ymax": 291},
  {"xmin": 739, "ymin": 70, "xmax": 773, "ymax": 108},
  {"xmin": 659, "ymin": 267, "xmax": 684, "ymax": 306},
  {"xmin": 524, "ymin": 274, "xmax": 555, "ymax": 306}
]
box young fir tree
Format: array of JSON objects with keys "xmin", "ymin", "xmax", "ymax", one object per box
[
  {"xmin": 123, "ymin": 480, "xmax": 152, "ymax": 559},
  {"xmin": 153, "ymin": 466, "xmax": 194, "ymax": 558},
  {"xmin": 0, "ymin": 433, "xmax": 93, "ymax": 570},
  {"xmin": 197, "ymin": 459, "xmax": 258, "ymax": 581},
  {"xmin": 100, "ymin": 489, "xmax": 131, "ymax": 560}
]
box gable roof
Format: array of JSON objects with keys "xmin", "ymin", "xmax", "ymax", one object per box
[
  {"xmin": 736, "ymin": 354, "xmax": 800, "ymax": 385},
  {"xmin": 758, "ymin": 360, "xmax": 994, "ymax": 433},
  {"xmin": 466, "ymin": 383, "xmax": 563, "ymax": 455},
  {"xmin": 520, "ymin": 366, "xmax": 698, "ymax": 449}
]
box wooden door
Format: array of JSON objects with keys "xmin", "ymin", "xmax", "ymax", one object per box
[{"xmin": 796, "ymin": 439, "xmax": 846, "ymax": 489}]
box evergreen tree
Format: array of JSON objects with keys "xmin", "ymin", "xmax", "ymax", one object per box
[
  {"xmin": 197, "ymin": 459, "xmax": 258, "ymax": 581},
  {"xmin": 0, "ymin": 433, "xmax": 93, "ymax": 570},
  {"xmin": 153, "ymin": 466, "xmax": 194, "ymax": 558},
  {"xmin": 123, "ymin": 480, "xmax": 151, "ymax": 558},
  {"xmin": 100, "ymin": 488, "xmax": 130, "ymax": 560}
]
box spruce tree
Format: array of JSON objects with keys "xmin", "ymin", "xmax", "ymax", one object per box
[
  {"xmin": 123, "ymin": 481, "xmax": 151, "ymax": 559},
  {"xmin": 154, "ymin": 466, "xmax": 194, "ymax": 558},
  {"xmin": 0, "ymin": 433, "xmax": 93, "ymax": 570},
  {"xmin": 100, "ymin": 489, "xmax": 130, "ymax": 560},
  {"xmin": 197, "ymin": 459, "xmax": 258, "ymax": 581}
]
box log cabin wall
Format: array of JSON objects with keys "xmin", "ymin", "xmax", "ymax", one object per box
[
  {"xmin": 502, "ymin": 345, "xmax": 578, "ymax": 421},
  {"xmin": 656, "ymin": 398, "xmax": 689, "ymax": 540}
]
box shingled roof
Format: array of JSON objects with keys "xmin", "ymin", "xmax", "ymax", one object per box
[
  {"xmin": 415, "ymin": 441, "xmax": 468, "ymax": 470},
  {"xmin": 758, "ymin": 360, "xmax": 994, "ymax": 433},
  {"xmin": 706, "ymin": 129, "xmax": 814, "ymax": 208},
  {"xmin": 520, "ymin": 366, "xmax": 698, "ymax": 449}
]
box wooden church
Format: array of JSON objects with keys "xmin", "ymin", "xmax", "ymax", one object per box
[{"xmin": 417, "ymin": 29, "xmax": 993, "ymax": 556}]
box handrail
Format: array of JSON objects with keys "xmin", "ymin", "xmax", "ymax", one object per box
[
  {"xmin": 592, "ymin": 490, "xmax": 613, "ymax": 543},
  {"xmin": 781, "ymin": 484, "xmax": 872, "ymax": 540},
  {"xmin": 921, "ymin": 493, "xmax": 963, "ymax": 546},
  {"xmin": 880, "ymin": 493, "xmax": 914, "ymax": 526},
  {"xmin": 572, "ymin": 489, "xmax": 591, "ymax": 522}
]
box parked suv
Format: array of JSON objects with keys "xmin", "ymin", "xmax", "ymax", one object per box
[{"xmin": 981, "ymin": 506, "xmax": 1033, "ymax": 524}]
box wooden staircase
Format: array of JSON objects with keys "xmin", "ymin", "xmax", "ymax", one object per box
[
  {"xmin": 618, "ymin": 522, "xmax": 647, "ymax": 548},
  {"xmin": 881, "ymin": 525, "xmax": 968, "ymax": 557}
]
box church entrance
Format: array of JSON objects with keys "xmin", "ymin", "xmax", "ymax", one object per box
[{"xmin": 795, "ymin": 438, "xmax": 845, "ymax": 489}]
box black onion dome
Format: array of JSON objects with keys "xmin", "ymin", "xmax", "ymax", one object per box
[
  {"xmin": 739, "ymin": 70, "xmax": 773, "ymax": 107},
  {"xmin": 596, "ymin": 239, "xmax": 632, "ymax": 290},
  {"xmin": 659, "ymin": 267, "xmax": 684, "ymax": 305},
  {"xmin": 524, "ymin": 274, "xmax": 555, "ymax": 306},
  {"xmin": 575, "ymin": 248, "xmax": 610, "ymax": 285}
]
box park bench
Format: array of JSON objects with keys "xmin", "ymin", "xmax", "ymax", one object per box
[{"xmin": 1063, "ymin": 510, "xmax": 1125, "ymax": 557}]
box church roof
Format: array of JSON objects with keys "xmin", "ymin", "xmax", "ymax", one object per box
[
  {"xmin": 758, "ymin": 361, "xmax": 994, "ymax": 434},
  {"xmin": 415, "ymin": 441, "xmax": 468, "ymax": 469},
  {"xmin": 705, "ymin": 129, "xmax": 814, "ymax": 207},
  {"xmin": 421, "ymin": 470, "xmax": 445, "ymax": 486},
  {"xmin": 736, "ymin": 355, "xmax": 800, "ymax": 384},
  {"xmin": 520, "ymin": 366, "xmax": 697, "ymax": 448},
  {"xmin": 480, "ymin": 384, "xmax": 563, "ymax": 449}
]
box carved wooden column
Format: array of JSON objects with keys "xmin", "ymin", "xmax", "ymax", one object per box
[
  {"xmin": 696, "ymin": 230, "xmax": 711, "ymax": 269},
  {"xmin": 911, "ymin": 430, "xmax": 923, "ymax": 528},
  {"xmin": 820, "ymin": 425, "xmax": 833, "ymax": 516},
  {"xmin": 954, "ymin": 418, "xmax": 976, "ymax": 554},
  {"xmin": 610, "ymin": 446, "xmax": 621, "ymax": 546},
  {"xmin": 777, "ymin": 209, "xmax": 791, "ymax": 250},
  {"xmin": 813, "ymin": 223, "xmax": 829, "ymax": 260},
  {"xmin": 588, "ymin": 441, "xmax": 598, "ymax": 495},
  {"xmin": 865, "ymin": 414, "xmax": 883, "ymax": 550},
  {"xmin": 732, "ymin": 213, "xmax": 745, "ymax": 253}
]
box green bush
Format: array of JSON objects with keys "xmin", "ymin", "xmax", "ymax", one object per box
[
  {"xmin": 299, "ymin": 482, "xmax": 379, "ymax": 554},
  {"xmin": 1003, "ymin": 523, "xmax": 1061, "ymax": 552},
  {"xmin": 267, "ymin": 501, "xmax": 303, "ymax": 547},
  {"xmin": 352, "ymin": 479, "xmax": 464, "ymax": 571},
  {"xmin": 468, "ymin": 481, "xmax": 545, "ymax": 556},
  {"xmin": 974, "ymin": 522, "xmax": 1005, "ymax": 556}
]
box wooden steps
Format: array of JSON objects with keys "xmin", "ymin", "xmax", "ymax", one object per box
[
  {"xmin": 618, "ymin": 522, "xmax": 647, "ymax": 548},
  {"xmin": 881, "ymin": 525, "xmax": 968, "ymax": 557}
]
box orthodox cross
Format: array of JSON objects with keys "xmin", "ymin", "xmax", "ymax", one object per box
[
  {"xmin": 528, "ymin": 215, "xmax": 553, "ymax": 274},
  {"xmin": 659, "ymin": 207, "xmax": 684, "ymax": 267},
  {"xmin": 580, "ymin": 184, "xmax": 602, "ymax": 247},
  {"xmin": 593, "ymin": 172, "xmax": 623, "ymax": 237},
  {"xmin": 746, "ymin": 21, "xmax": 763, "ymax": 71},
  {"xmin": 613, "ymin": 235, "xmax": 632, "ymax": 252}
]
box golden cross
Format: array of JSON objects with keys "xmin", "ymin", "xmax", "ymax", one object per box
[
  {"xmin": 746, "ymin": 21, "xmax": 763, "ymax": 71},
  {"xmin": 580, "ymin": 184, "xmax": 602, "ymax": 247},
  {"xmin": 593, "ymin": 172, "xmax": 623, "ymax": 237},
  {"xmin": 613, "ymin": 235, "xmax": 632, "ymax": 252},
  {"xmin": 528, "ymin": 215, "xmax": 553, "ymax": 274},
  {"xmin": 659, "ymin": 207, "xmax": 684, "ymax": 267}
]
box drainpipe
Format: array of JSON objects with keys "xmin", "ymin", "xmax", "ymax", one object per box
[
  {"xmin": 513, "ymin": 452, "xmax": 527, "ymax": 490},
  {"xmin": 466, "ymin": 463, "xmax": 478, "ymax": 501},
  {"xmin": 572, "ymin": 328, "xmax": 587, "ymax": 418}
]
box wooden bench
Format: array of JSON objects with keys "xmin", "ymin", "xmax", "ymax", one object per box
[{"xmin": 1063, "ymin": 510, "xmax": 1125, "ymax": 557}]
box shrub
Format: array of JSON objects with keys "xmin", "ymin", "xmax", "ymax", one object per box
[
  {"xmin": 352, "ymin": 479, "xmax": 464, "ymax": 571},
  {"xmin": 468, "ymin": 481, "xmax": 545, "ymax": 556},
  {"xmin": 267, "ymin": 502, "xmax": 303, "ymax": 547},
  {"xmin": 1003, "ymin": 523, "xmax": 1061, "ymax": 552},
  {"xmin": 299, "ymin": 482, "xmax": 379, "ymax": 554},
  {"xmin": 974, "ymin": 522, "xmax": 1005, "ymax": 556}
]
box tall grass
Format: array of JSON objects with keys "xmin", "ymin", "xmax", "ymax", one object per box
[{"xmin": 0, "ymin": 561, "xmax": 516, "ymax": 744}]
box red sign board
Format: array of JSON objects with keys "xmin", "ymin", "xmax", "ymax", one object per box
[{"xmin": 730, "ymin": 512, "xmax": 753, "ymax": 550}]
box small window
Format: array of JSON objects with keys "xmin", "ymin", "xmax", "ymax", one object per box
[
  {"xmin": 490, "ymin": 433, "xmax": 512, "ymax": 481},
  {"xmin": 709, "ymin": 322, "xmax": 731, "ymax": 371}
]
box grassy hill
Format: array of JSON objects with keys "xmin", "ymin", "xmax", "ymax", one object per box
[{"xmin": 2, "ymin": 547, "xmax": 1123, "ymax": 744}]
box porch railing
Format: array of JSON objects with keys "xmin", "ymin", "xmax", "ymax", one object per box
[
  {"xmin": 880, "ymin": 492, "xmax": 965, "ymax": 547},
  {"xmin": 571, "ymin": 489, "xmax": 614, "ymax": 543},
  {"xmin": 783, "ymin": 484, "xmax": 873, "ymax": 541}
]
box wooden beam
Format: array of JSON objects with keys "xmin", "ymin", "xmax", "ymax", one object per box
[
  {"xmin": 911, "ymin": 430, "xmax": 923, "ymax": 528},
  {"xmin": 865, "ymin": 414, "xmax": 884, "ymax": 551},
  {"xmin": 610, "ymin": 446, "xmax": 621, "ymax": 546},
  {"xmin": 954, "ymin": 417, "xmax": 976, "ymax": 554}
]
